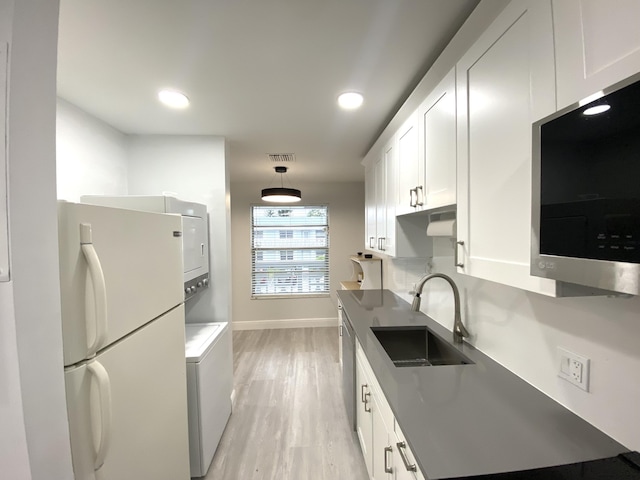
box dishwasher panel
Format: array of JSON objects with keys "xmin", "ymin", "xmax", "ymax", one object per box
[{"xmin": 341, "ymin": 311, "xmax": 356, "ymax": 431}]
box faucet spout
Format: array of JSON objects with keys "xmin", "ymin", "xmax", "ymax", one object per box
[{"xmin": 410, "ymin": 273, "xmax": 469, "ymax": 344}]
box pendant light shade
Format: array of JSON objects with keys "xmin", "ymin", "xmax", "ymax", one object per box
[{"xmin": 261, "ymin": 166, "xmax": 301, "ymax": 203}]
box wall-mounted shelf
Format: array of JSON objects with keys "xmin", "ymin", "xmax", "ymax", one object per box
[{"xmin": 340, "ymin": 255, "xmax": 382, "ymax": 290}]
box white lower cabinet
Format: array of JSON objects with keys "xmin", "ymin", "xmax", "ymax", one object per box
[
  {"xmin": 392, "ymin": 423, "xmax": 425, "ymax": 480},
  {"xmin": 372, "ymin": 393, "xmax": 393, "ymax": 480},
  {"xmin": 356, "ymin": 340, "xmax": 425, "ymax": 480},
  {"xmin": 356, "ymin": 348, "xmax": 374, "ymax": 475}
]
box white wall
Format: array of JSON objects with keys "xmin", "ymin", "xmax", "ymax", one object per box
[
  {"xmin": 127, "ymin": 135, "xmax": 231, "ymax": 325},
  {"xmin": 0, "ymin": 2, "xmax": 31, "ymax": 477},
  {"xmin": 383, "ymin": 240, "xmax": 640, "ymax": 451},
  {"xmin": 55, "ymin": 118, "xmax": 232, "ymax": 326},
  {"xmin": 230, "ymin": 180, "xmax": 364, "ymax": 329},
  {"xmin": 3, "ymin": 0, "xmax": 75, "ymax": 478},
  {"xmin": 56, "ymin": 98, "xmax": 128, "ymax": 201}
]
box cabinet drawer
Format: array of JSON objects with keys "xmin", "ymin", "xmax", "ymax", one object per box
[
  {"xmin": 393, "ymin": 421, "xmax": 426, "ymax": 480},
  {"xmin": 356, "ymin": 340, "xmax": 394, "ymax": 435}
]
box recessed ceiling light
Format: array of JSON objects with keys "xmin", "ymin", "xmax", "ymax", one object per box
[
  {"xmin": 158, "ymin": 89, "xmax": 190, "ymax": 109},
  {"xmin": 338, "ymin": 92, "xmax": 364, "ymax": 110},
  {"xmin": 583, "ymin": 104, "xmax": 610, "ymax": 116}
]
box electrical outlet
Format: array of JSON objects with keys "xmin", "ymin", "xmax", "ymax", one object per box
[{"xmin": 558, "ymin": 347, "xmax": 590, "ymax": 392}]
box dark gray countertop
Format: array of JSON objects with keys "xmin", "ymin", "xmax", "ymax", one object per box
[{"xmin": 337, "ymin": 289, "xmax": 627, "ymax": 479}]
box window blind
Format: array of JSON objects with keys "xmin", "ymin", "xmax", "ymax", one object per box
[{"xmin": 251, "ymin": 205, "xmax": 329, "ymax": 298}]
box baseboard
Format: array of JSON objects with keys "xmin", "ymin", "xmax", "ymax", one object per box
[{"xmin": 232, "ymin": 317, "xmax": 338, "ymax": 331}]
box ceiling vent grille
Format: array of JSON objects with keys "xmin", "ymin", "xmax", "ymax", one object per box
[{"xmin": 268, "ymin": 153, "xmax": 296, "ymax": 163}]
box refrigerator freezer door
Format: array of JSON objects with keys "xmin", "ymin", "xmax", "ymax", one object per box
[
  {"xmin": 58, "ymin": 202, "xmax": 183, "ymax": 366},
  {"xmin": 64, "ymin": 304, "xmax": 190, "ymax": 480}
]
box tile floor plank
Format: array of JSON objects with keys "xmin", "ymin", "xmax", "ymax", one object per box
[{"xmin": 204, "ymin": 327, "xmax": 369, "ymax": 480}]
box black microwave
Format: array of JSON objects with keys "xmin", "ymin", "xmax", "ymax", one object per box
[{"xmin": 531, "ymin": 73, "xmax": 640, "ymax": 295}]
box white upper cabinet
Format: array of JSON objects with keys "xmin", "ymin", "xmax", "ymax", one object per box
[
  {"xmin": 456, "ymin": 0, "xmax": 561, "ymax": 295},
  {"xmin": 365, "ymin": 163, "xmax": 377, "ymax": 250},
  {"xmin": 383, "ymin": 139, "xmax": 397, "ymax": 256},
  {"xmin": 396, "ymin": 114, "xmax": 420, "ymax": 216},
  {"xmin": 396, "ymin": 68, "xmax": 457, "ymax": 216},
  {"xmin": 419, "ymin": 68, "xmax": 457, "ymax": 210},
  {"xmin": 365, "ymin": 136, "xmax": 397, "ymax": 256},
  {"xmin": 553, "ymin": 0, "xmax": 640, "ymax": 110},
  {"xmin": 375, "ymin": 152, "xmax": 387, "ymax": 252}
]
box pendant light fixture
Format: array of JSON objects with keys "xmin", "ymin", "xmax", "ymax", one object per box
[{"xmin": 261, "ymin": 166, "xmax": 301, "ymax": 203}]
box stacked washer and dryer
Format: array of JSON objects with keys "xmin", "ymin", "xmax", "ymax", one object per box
[{"xmin": 81, "ymin": 195, "xmax": 233, "ymax": 478}]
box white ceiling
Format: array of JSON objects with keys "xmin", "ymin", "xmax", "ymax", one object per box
[{"xmin": 57, "ymin": 0, "xmax": 480, "ymax": 183}]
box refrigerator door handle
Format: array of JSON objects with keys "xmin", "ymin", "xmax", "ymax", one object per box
[
  {"xmin": 80, "ymin": 223, "xmax": 108, "ymax": 356},
  {"xmin": 87, "ymin": 360, "xmax": 112, "ymax": 471}
]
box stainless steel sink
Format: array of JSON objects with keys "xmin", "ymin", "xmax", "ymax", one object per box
[{"xmin": 371, "ymin": 326, "xmax": 473, "ymax": 367}]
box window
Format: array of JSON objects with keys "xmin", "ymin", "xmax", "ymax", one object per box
[
  {"xmin": 251, "ymin": 205, "xmax": 329, "ymax": 298},
  {"xmin": 280, "ymin": 250, "xmax": 293, "ymax": 261}
]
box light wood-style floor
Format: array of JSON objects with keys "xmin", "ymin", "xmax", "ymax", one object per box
[{"xmin": 204, "ymin": 327, "xmax": 369, "ymax": 480}]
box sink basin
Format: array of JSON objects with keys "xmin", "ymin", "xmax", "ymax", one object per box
[{"xmin": 371, "ymin": 326, "xmax": 473, "ymax": 367}]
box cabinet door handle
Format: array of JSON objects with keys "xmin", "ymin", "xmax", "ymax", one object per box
[
  {"xmin": 364, "ymin": 392, "xmax": 371, "ymax": 413},
  {"xmin": 409, "ymin": 188, "xmax": 417, "ymax": 207},
  {"xmin": 455, "ymin": 240, "xmax": 464, "ymax": 268},
  {"xmin": 396, "ymin": 441, "xmax": 417, "ymax": 472},
  {"xmin": 378, "ymin": 237, "xmax": 386, "ymax": 251},
  {"xmin": 369, "ymin": 236, "xmax": 375, "ymax": 249},
  {"xmin": 416, "ymin": 185, "xmax": 424, "ymax": 207},
  {"xmin": 361, "ymin": 384, "xmax": 368, "ymax": 403},
  {"xmin": 339, "ymin": 324, "xmax": 343, "ymax": 337},
  {"xmin": 384, "ymin": 446, "xmax": 393, "ymax": 473}
]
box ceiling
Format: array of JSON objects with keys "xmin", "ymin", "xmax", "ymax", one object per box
[{"xmin": 57, "ymin": 0, "xmax": 480, "ymax": 183}]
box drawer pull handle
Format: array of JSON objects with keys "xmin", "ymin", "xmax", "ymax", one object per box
[
  {"xmin": 364, "ymin": 392, "xmax": 371, "ymax": 413},
  {"xmin": 384, "ymin": 446, "xmax": 393, "ymax": 473},
  {"xmin": 416, "ymin": 185, "xmax": 424, "ymax": 207},
  {"xmin": 361, "ymin": 384, "xmax": 368, "ymax": 403},
  {"xmin": 396, "ymin": 441, "xmax": 417, "ymax": 472},
  {"xmin": 455, "ymin": 240, "xmax": 464, "ymax": 268}
]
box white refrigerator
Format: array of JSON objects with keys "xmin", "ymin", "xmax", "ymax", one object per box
[{"xmin": 58, "ymin": 202, "xmax": 190, "ymax": 480}]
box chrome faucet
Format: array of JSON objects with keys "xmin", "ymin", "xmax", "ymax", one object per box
[{"xmin": 411, "ymin": 273, "xmax": 470, "ymax": 344}]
